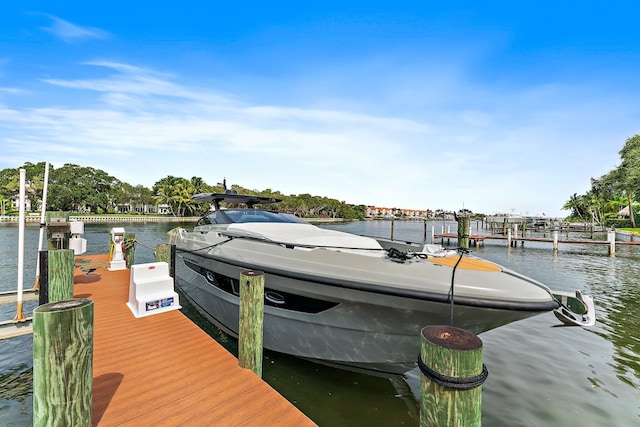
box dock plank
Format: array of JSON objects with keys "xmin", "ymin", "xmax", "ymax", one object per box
[{"xmin": 73, "ymin": 254, "xmax": 315, "ymax": 427}]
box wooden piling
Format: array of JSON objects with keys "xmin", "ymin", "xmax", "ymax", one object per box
[
  {"xmin": 391, "ymin": 218, "xmax": 395, "ymax": 239},
  {"xmin": 423, "ymin": 219, "xmax": 427, "ymax": 242},
  {"xmin": 155, "ymin": 244, "xmax": 176, "ymax": 277},
  {"xmin": 608, "ymin": 230, "xmax": 616, "ymax": 257},
  {"xmin": 124, "ymin": 233, "xmax": 135, "ymax": 267},
  {"xmin": 419, "ymin": 325, "xmax": 486, "ymax": 427},
  {"xmin": 38, "ymin": 251, "xmax": 49, "ymax": 306},
  {"xmin": 48, "ymin": 249, "xmax": 75, "ymax": 303},
  {"xmin": 155, "ymin": 243, "xmax": 171, "ymax": 264},
  {"xmin": 553, "ymin": 231, "xmax": 558, "ymax": 252},
  {"xmin": 457, "ymin": 215, "xmax": 470, "ymax": 249},
  {"xmin": 238, "ymin": 270, "xmax": 265, "ymax": 377},
  {"xmin": 33, "ymin": 299, "xmax": 94, "ymax": 427}
]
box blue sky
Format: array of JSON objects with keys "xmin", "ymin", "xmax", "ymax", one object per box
[{"xmin": 1, "ymin": 2, "xmax": 639, "ymax": 217}]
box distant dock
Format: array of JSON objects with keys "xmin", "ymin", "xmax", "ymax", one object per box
[{"xmin": 434, "ymin": 230, "xmax": 638, "ymax": 256}]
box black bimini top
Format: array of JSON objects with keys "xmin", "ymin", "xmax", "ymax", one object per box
[{"xmin": 192, "ymin": 191, "xmax": 281, "ymax": 209}]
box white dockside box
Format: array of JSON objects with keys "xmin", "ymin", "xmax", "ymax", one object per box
[{"xmin": 127, "ymin": 262, "xmax": 181, "ymax": 318}]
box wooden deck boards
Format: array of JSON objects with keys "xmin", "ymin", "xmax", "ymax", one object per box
[{"xmin": 73, "ymin": 254, "xmax": 316, "ymax": 427}]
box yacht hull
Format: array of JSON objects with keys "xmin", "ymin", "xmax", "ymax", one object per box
[{"xmin": 174, "ymin": 243, "xmax": 556, "ymax": 374}]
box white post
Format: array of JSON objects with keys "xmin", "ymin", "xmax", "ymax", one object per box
[
  {"xmin": 608, "ymin": 230, "xmax": 616, "ymax": 257},
  {"xmin": 14, "ymin": 169, "xmax": 27, "ymax": 321},
  {"xmin": 553, "ymin": 231, "xmax": 558, "ymax": 252},
  {"xmin": 507, "ymin": 228, "xmax": 512, "ymax": 248},
  {"xmin": 34, "ymin": 162, "xmax": 49, "ymax": 290}
]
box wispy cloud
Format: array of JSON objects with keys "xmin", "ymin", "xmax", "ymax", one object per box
[
  {"xmin": 0, "ymin": 60, "xmax": 631, "ymax": 215},
  {"xmin": 40, "ymin": 15, "xmax": 110, "ymax": 42},
  {"xmin": 0, "ymin": 87, "xmax": 27, "ymax": 94},
  {"xmin": 1, "ymin": 62, "xmax": 432, "ymax": 204}
]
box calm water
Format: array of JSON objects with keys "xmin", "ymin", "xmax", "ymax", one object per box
[{"xmin": 1, "ymin": 220, "xmax": 639, "ymax": 426}]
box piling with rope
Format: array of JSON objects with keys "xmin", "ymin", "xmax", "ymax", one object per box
[
  {"xmin": 457, "ymin": 215, "xmax": 470, "ymax": 249},
  {"xmin": 155, "ymin": 243, "xmax": 171, "ymax": 264},
  {"xmin": 33, "ymin": 299, "xmax": 94, "ymax": 427},
  {"xmin": 238, "ymin": 270, "xmax": 265, "ymax": 377},
  {"xmin": 154, "ymin": 244, "xmax": 176, "ymax": 278},
  {"xmin": 419, "ymin": 325, "xmax": 486, "ymax": 427},
  {"xmin": 124, "ymin": 233, "xmax": 136, "ymax": 267}
]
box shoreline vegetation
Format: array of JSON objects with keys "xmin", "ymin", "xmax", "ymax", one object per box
[
  {"xmin": 0, "ymin": 214, "xmax": 354, "ymax": 224},
  {"xmin": 3, "ymin": 132, "xmax": 640, "ymax": 226}
]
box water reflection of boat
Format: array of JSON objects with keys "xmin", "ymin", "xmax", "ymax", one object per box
[{"xmin": 171, "ymin": 186, "xmax": 594, "ymax": 374}]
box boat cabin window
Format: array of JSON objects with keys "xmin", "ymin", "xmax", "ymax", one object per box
[{"xmin": 196, "ymin": 209, "xmax": 306, "ymax": 226}]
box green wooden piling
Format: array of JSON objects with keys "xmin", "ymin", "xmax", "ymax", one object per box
[
  {"xmin": 155, "ymin": 243, "xmax": 171, "ymax": 264},
  {"xmin": 48, "ymin": 249, "xmax": 75, "ymax": 303},
  {"xmin": 419, "ymin": 325, "xmax": 485, "ymax": 427},
  {"xmin": 124, "ymin": 233, "xmax": 135, "ymax": 267},
  {"xmin": 33, "ymin": 299, "xmax": 94, "ymax": 427},
  {"xmin": 238, "ymin": 270, "xmax": 265, "ymax": 377},
  {"xmin": 457, "ymin": 215, "xmax": 470, "ymax": 249}
]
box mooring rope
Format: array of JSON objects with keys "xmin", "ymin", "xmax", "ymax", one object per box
[
  {"xmin": 417, "ymin": 353, "xmax": 488, "ymax": 390},
  {"xmin": 448, "ymin": 248, "xmax": 469, "ymax": 325}
]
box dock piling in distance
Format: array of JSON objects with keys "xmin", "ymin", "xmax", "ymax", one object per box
[
  {"xmin": 33, "ymin": 299, "xmax": 94, "ymax": 427},
  {"xmin": 608, "ymin": 230, "xmax": 616, "ymax": 257},
  {"xmin": 457, "ymin": 215, "xmax": 470, "ymax": 249},
  {"xmin": 419, "ymin": 325, "xmax": 486, "ymax": 427},
  {"xmin": 238, "ymin": 270, "xmax": 265, "ymax": 377}
]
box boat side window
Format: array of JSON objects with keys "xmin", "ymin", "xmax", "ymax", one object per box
[
  {"xmin": 199, "ymin": 209, "xmax": 307, "ymax": 224},
  {"xmin": 196, "ymin": 211, "xmax": 234, "ymax": 226},
  {"xmin": 196, "ymin": 215, "xmax": 212, "ymax": 226},
  {"xmin": 225, "ymin": 210, "xmax": 307, "ymax": 224}
]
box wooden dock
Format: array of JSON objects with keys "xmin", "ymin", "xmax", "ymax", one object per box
[{"xmin": 72, "ymin": 254, "xmax": 316, "ymax": 426}]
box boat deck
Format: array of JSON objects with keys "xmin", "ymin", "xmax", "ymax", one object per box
[{"xmin": 73, "ymin": 254, "xmax": 315, "ymax": 426}]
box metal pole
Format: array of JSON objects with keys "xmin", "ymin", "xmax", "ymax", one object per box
[
  {"xmin": 13, "ymin": 169, "xmax": 27, "ymax": 321},
  {"xmin": 34, "ymin": 162, "xmax": 49, "ymax": 290}
]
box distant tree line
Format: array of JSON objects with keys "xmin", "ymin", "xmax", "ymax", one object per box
[
  {"xmin": 0, "ymin": 162, "xmax": 366, "ymax": 220},
  {"xmin": 563, "ymin": 134, "xmax": 640, "ymax": 227}
]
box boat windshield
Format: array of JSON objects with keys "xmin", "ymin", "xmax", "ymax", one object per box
[{"xmin": 196, "ymin": 209, "xmax": 307, "ymax": 226}]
